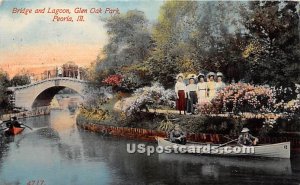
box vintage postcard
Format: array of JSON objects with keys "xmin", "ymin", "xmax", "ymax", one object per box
[{"xmin": 0, "ymin": 0, "xmax": 300, "ymax": 185}]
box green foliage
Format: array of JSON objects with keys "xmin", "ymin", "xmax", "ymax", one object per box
[
  {"xmin": 0, "ymin": 69, "xmax": 11, "ymax": 112},
  {"xmin": 150, "ymin": 1, "xmax": 197, "ymax": 86},
  {"xmin": 0, "ymin": 70, "xmax": 10, "ymax": 87},
  {"xmin": 97, "ymin": 10, "xmax": 153, "ymax": 70},
  {"xmin": 147, "ymin": 1, "xmax": 299, "ymax": 89},
  {"xmin": 88, "ymin": 10, "xmax": 154, "ymax": 90},
  {"xmin": 157, "ymin": 115, "xmax": 174, "ymax": 132},
  {"xmin": 243, "ymin": 1, "xmax": 300, "ymax": 87},
  {"xmin": 79, "ymin": 107, "xmax": 110, "ymax": 121},
  {"xmin": 10, "ymin": 74, "xmax": 30, "ymax": 87},
  {"xmin": 146, "ymin": 56, "xmax": 180, "ymax": 88},
  {"xmin": 1, "ymin": 69, "xmax": 32, "ymax": 112},
  {"xmin": 148, "ymin": 1, "xmax": 249, "ymax": 87},
  {"xmin": 89, "ymin": 1, "xmax": 300, "ymax": 101}
]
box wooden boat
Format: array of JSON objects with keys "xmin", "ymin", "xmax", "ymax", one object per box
[
  {"xmin": 8, "ymin": 126, "xmax": 25, "ymax": 135},
  {"xmin": 156, "ymin": 137, "xmax": 290, "ymax": 159}
]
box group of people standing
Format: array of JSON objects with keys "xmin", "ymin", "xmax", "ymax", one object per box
[{"xmin": 175, "ymin": 72, "xmax": 226, "ymax": 115}]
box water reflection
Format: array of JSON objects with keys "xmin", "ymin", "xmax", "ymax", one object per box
[
  {"xmin": 158, "ymin": 153, "xmax": 292, "ymax": 175},
  {"xmin": 77, "ymin": 132, "xmax": 299, "ymax": 185},
  {"xmin": 50, "ymin": 110, "xmax": 77, "ymax": 132},
  {"xmin": 0, "ymin": 111, "xmax": 111, "ymax": 185},
  {"xmin": 0, "ymin": 110, "xmax": 299, "ymax": 185}
]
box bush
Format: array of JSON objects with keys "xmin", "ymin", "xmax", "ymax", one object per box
[
  {"xmin": 10, "ymin": 74, "xmax": 30, "ymax": 86},
  {"xmin": 120, "ymin": 83, "xmax": 176, "ymax": 116},
  {"xmin": 198, "ymin": 83, "xmax": 276, "ymax": 114},
  {"xmin": 79, "ymin": 107, "xmax": 110, "ymax": 121},
  {"xmin": 102, "ymin": 74, "xmax": 123, "ymax": 86}
]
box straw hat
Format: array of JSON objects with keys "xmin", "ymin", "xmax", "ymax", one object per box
[
  {"xmin": 241, "ymin": 128, "xmax": 250, "ymax": 133},
  {"xmin": 187, "ymin": 74, "xmax": 197, "ymax": 80},
  {"xmin": 198, "ymin": 72, "xmax": 205, "ymax": 78},
  {"xmin": 217, "ymin": 72, "xmax": 224, "ymax": 77},
  {"xmin": 176, "ymin": 73, "xmax": 184, "ymax": 79},
  {"xmin": 207, "ymin": 72, "xmax": 215, "ymax": 78}
]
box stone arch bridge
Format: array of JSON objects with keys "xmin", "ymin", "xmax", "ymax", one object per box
[{"xmin": 7, "ymin": 77, "xmax": 88, "ymax": 111}]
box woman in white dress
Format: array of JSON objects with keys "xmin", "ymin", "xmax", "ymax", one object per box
[
  {"xmin": 196, "ymin": 73, "xmax": 208, "ymax": 104},
  {"xmin": 206, "ymin": 72, "xmax": 216, "ymax": 101},
  {"xmin": 215, "ymin": 72, "xmax": 226, "ymax": 92}
]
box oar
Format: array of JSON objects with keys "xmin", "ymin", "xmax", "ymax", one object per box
[
  {"xmin": 223, "ymin": 135, "xmax": 244, "ymax": 147},
  {"xmin": 224, "ymin": 135, "xmax": 234, "ymax": 141},
  {"xmin": 0, "ymin": 128, "xmax": 8, "ymax": 132},
  {"xmin": 0, "ymin": 120, "xmax": 12, "ymax": 123},
  {"xmin": 215, "ymin": 138, "xmax": 238, "ymax": 149},
  {"xmin": 20, "ymin": 123, "xmax": 33, "ymax": 130}
]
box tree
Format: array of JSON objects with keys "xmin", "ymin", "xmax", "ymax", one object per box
[
  {"xmin": 189, "ymin": 1, "xmax": 249, "ymax": 82},
  {"xmin": 0, "ymin": 69, "xmax": 11, "ymax": 112},
  {"xmin": 97, "ymin": 10, "xmax": 153, "ymax": 70},
  {"xmin": 149, "ymin": 1, "xmax": 248, "ymax": 87},
  {"xmin": 149, "ymin": 1, "xmax": 199, "ymax": 87},
  {"xmin": 242, "ymin": 1, "xmax": 300, "ymax": 87},
  {"xmin": 10, "ymin": 73, "xmax": 30, "ymax": 86}
]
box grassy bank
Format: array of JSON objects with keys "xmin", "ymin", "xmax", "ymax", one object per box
[{"xmin": 77, "ymin": 106, "xmax": 300, "ymax": 139}]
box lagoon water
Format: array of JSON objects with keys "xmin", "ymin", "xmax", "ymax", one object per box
[{"xmin": 0, "ymin": 110, "xmax": 300, "ymax": 185}]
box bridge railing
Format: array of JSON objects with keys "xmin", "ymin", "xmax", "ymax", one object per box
[{"xmin": 7, "ymin": 77, "xmax": 88, "ymax": 91}]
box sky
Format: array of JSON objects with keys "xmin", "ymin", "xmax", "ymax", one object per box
[{"xmin": 0, "ymin": 0, "xmax": 164, "ymax": 77}]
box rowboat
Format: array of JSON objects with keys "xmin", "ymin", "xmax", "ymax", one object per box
[
  {"xmin": 8, "ymin": 126, "xmax": 25, "ymax": 135},
  {"xmin": 156, "ymin": 137, "xmax": 290, "ymax": 159}
]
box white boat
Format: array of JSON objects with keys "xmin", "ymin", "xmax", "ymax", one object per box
[{"xmin": 156, "ymin": 137, "xmax": 290, "ymax": 159}]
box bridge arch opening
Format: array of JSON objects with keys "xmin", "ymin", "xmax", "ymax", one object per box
[{"xmin": 31, "ymin": 86, "xmax": 83, "ymax": 108}]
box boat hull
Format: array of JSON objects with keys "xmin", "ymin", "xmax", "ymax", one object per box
[
  {"xmin": 156, "ymin": 137, "xmax": 290, "ymax": 159},
  {"xmin": 9, "ymin": 126, "xmax": 25, "ymax": 135}
]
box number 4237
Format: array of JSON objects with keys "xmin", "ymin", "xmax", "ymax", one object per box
[{"xmin": 27, "ymin": 180, "xmax": 45, "ymax": 185}]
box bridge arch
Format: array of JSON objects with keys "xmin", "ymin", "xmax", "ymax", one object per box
[
  {"xmin": 8, "ymin": 77, "xmax": 87, "ymax": 110},
  {"xmin": 31, "ymin": 85, "xmax": 83, "ymax": 108}
]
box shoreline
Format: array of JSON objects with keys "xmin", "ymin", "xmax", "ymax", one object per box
[
  {"xmin": 0, "ymin": 106, "xmax": 51, "ymax": 121},
  {"xmin": 76, "ymin": 114, "xmax": 300, "ymax": 154}
]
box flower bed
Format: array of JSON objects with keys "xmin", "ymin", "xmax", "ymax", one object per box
[{"xmin": 198, "ymin": 83, "xmax": 276, "ymax": 114}]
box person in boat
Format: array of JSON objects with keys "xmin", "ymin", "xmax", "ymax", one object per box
[
  {"xmin": 9, "ymin": 116, "xmax": 22, "ymax": 128},
  {"xmin": 186, "ymin": 74, "xmax": 198, "ymax": 115},
  {"xmin": 175, "ymin": 73, "xmax": 187, "ymax": 115},
  {"xmin": 169, "ymin": 124, "xmax": 187, "ymax": 145},
  {"xmin": 238, "ymin": 128, "xmax": 259, "ymax": 146}
]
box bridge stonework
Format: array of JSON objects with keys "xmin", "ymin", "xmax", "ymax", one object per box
[{"xmin": 8, "ymin": 77, "xmax": 88, "ymax": 111}]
